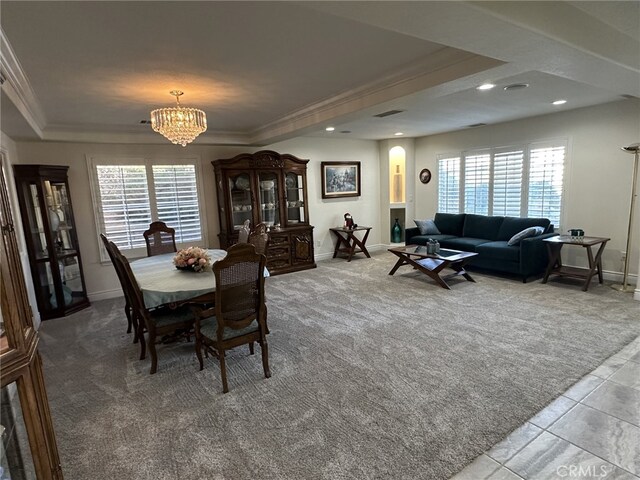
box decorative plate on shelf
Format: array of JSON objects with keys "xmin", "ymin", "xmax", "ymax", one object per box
[
  {"xmin": 235, "ymin": 176, "xmax": 250, "ymax": 190},
  {"xmin": 285, "ymin": 175, "xmax": 297, "ymax": 189}
]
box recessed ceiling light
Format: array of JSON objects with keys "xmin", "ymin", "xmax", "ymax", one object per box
[
  {"xmin": 552, "ymin": 99, "xmax": 567, "ymax": 105},
  {"xmin": 394, "ymin": 132, "xmax": 404, "ymax": 136},
  {"xmin": 503, "ymin": 83, "xmax": 529, "ymax": 91},
  {"xmin": 325, "ymin": 126, "xmax": 335, "ymax": 132},
  {"xmin": 477, "ymin": 83, "xmax": 495, "ymax": 91}
]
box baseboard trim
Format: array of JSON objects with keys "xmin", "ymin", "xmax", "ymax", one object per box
[{"xmin": 314, "ymin": 243, "xmax": 387, "ymax": 262}]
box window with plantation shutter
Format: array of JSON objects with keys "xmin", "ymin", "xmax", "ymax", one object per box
[
  {"xmin": 152, "ymin": 165, "xmax": 201, "ymax": 243},
  {"xmin": 438, "ymin": 156, "xmax": 460, "ymax": 213},
  {"xmin": 492, "ymin": 149, "xmax": 523, "ymax": 217},
  {"xmin": 96, "ymin": 165, "xmax": 152, "ymax": 249},
  {"xmin": 89, "ymin": 157, "xmax": 206, "ymax": 261},
  {"xmin": 463, "ymin": 152, "xmax": 490, "ymax": 215},
  {"xmin": 528, "ymin": 145, "xmax": 564, "ymax": 225},
  {"xmin": 436, "ymin": 141, "xmax": 565, "ymax": 227}
]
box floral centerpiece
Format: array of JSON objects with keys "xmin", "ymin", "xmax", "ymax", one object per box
[{"xmin": 173, "ymin": 246, "xmax": 212, "ymax": 273}]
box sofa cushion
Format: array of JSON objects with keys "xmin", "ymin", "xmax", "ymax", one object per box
[
  {"xmin": 439, "ymin": 237, "xmax": 492, "ymax": 252},
  {"xmin": 507, "ymin": 226, "xmax": 545, "ymax": 246},
  {"xmin": 476, "ymin": 241, "xmax": 520, "ymax": 262},
  {"xmin": 462, "ymin": 214, "xmax": 504, "ymax": 241},
  {"xmin": 498, "ymin": 216, "xmax": 551, "ymax": 241},
  {"xmin": 409, "ymin": 234, "xmax": 456, "ymax": 246},
  {"xmin": 434, "ymin": 213, "xmax": 465, "ymax": 236},
  {"xmin": 414, "ymin": 219, "xmax": 441, "ymax": 235}
]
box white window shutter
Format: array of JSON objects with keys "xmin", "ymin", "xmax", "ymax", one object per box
[
  {"xmin": 152, "ymin": 165, "xmax": 202, "ymax": 243},
  {"xmin": 96, "ymin": 165, "xmax": 152, "ymax": 249},
  {"xmin": 493, "ymin": 149, "xmax": 524, "ymax": 217},
  {"xmin": 438, "ymin": 156, "xmax": 460, "ymax": 213},
  {"xmin": 528, "ymin": 146, "xmax": 565, "ymax": 225},
  {"xmin": 463, "ymin": 153, "xmax": 491, "ymax": 215}
]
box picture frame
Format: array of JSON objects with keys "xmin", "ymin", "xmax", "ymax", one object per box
[
  {"xmin": 419, "ymin": 168, "xmax": 432, "ymax": 184},
  {"xmin": 321, "ymin": 161, "xmax": 361, "ymax": 199}
]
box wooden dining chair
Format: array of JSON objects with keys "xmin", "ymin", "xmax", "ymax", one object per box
[
  {"xmin": 248, "ymin": 222, "xmax": 269, "ymax": 255},
  {"xmin": 100, "ymin": 234, "xmax": 137, "ymax": 340},
  {"xmin": 193, "ymin": 243, "xmax": 270, "ymax": 393},
  {"xmin": 110, "ymin": 241, "xmax": 195, "ymax": 374},
  {"xmin": 143, "ymin": 221, "xmax": 177, "ymax": 256},
  {"xmin": 237, "ymin": 219, "xmax": 251, "ymax": 244}
]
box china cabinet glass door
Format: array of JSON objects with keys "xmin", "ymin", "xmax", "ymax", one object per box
[
  {"xmin": 228, "ymin": 172, "xmax": 253, "ymax": 231},
  {"xmin": 284, "ymin": 171, "xmax": 306, "ymax": 225},
  {"xmin": 258, "ymin": 171, "xmax": 280, "ymax": 228}
]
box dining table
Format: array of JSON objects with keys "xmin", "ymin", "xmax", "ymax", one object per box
[
  {"xmin": 130, "ymin": 248, "xmax": 221, "ymax": 309},
  {"xmin": 130, "ymin": 248, "xmax": 270, "ymax": 309}
]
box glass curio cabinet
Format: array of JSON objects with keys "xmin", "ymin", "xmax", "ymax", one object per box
[
  {"xmin": 213, "ymin": 150, "xmax": 316, "ymax": 275},
  {"xmin": 13, "ymin": 165, "xmax": 89, "ymax": 320}
]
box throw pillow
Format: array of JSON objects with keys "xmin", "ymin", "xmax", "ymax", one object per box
[
  {"xmin": 507, "ymin": 226, "xmax": 545, "ymax": 246},
  {"xmin": 414, "ymin": 219, "xmax": 441, "ymax": 235}
]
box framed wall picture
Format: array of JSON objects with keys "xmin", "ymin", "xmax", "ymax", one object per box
[
  {"xmin": 321, "ymin": 162, "xmax": 361, "ymax": 199},
  {"xmin": 419, "ymin": 168, "xmax": 432, "ymax": 184}
]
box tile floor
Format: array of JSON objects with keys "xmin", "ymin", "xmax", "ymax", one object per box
[{"xmin": 452, "ymin": 336, "xmax": 640, "ymax": 480}]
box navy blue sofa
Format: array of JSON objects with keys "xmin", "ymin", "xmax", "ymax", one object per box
[{"xmin": 405, "ymin": 213, "xmax": 558, "ymax": 281}]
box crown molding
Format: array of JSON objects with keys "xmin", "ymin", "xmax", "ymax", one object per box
[
  {"xmin": 248, "ymin": 47, "xmax": 504, "ymax": 145},
  {"xmin": 42, "ymin": 124, "xmax": 253, "ymax": 146},
  {"xmin": 0, "ymin": 28, "xmax": 46, "ymax": 138}
]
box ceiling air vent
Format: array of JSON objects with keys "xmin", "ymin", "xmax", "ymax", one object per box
[
  {"xmin": 621, "ymin": 94, "xmax": 638, "ymax": 99},
  {"xmin": 340, "ymin": 130, "xmax": 352, "ymax": 134},
  {"xmin": 373, "ymin": 109, "xmax": 404, "ymax": 118},
  {"xmin": 140, "ymin": 120, "xmax": 152, "ymax": 124},
  {"xmin": 467, "ymin": 123, "xmax": 487, "ymax": 128},
  {"xmin": 503, "ymin": 83, "xmax": 529, "ymax": 91}
]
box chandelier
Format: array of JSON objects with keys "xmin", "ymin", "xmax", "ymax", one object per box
[{"xmin": 150, "ymin": 90, "xmax": 207, "ymax": 147}]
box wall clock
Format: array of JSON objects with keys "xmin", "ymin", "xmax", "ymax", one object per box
[{"xmin": 419, "ymin": 168, "xmax": 432, "ymax": 184}]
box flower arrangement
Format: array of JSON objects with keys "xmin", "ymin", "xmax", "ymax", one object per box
[{"xmin": 173, "ymin": 246, "xmax": 212, "ymax": 273}]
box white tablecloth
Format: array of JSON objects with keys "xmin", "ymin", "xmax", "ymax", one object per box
[
  {"xmin": 131, "ymin": 249, "xmax": 226, "ymax": 308},
  {"xmin": 131, "ymin": 248, "xmax": 270, "ymax": 308}
]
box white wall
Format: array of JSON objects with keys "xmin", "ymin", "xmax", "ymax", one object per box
[
  {"xmin": 14, "ymin": 138, "xmax": 379, "ymax": 300},
  {"xmin": 414, "ymin": 99, "xmax": 640, "ymax": 283}
]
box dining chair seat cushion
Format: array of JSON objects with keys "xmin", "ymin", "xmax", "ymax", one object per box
[
  {"xmin": 199, "ymin": 316, "xmax": 259, "ymax": 341},
  {"xmin": 149, "ymin": 305, "xmax": 195, "ymax": 328}
]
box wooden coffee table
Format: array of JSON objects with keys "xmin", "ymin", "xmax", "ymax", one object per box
[{"xmin": 388, "ymin": 245, "xmax": 478, "ymax": 289}]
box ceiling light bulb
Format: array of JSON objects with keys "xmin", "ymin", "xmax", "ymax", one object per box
[
  {"xmin": 325, "ymin": 126, "xmax": 335, "ymax": 132},
  {"xmin": 552, "ymin": 99, "xmax": 567, "ymax": 105},
  {"xmin": 477, "ymin": 83, "xmax": 495, "ymax": 91},
  {"xmin": 394, "ymin": 132, "xmax": 404, "ymax": 136}
]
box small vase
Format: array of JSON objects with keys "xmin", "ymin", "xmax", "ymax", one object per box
[{"xmin": 392, "ymin": 218, "xmax": 402, "ymax": 243}]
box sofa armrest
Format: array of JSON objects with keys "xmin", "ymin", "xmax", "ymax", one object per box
[
  {"xmin": 405, "ymin": 227, "xmax": 421, "ymax": 245},
  {"xmin": 520, "ymin": 232, "xmax": 559, "ymax": 275}
]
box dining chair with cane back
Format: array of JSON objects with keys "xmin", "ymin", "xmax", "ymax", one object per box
[
  {"xmin": 100, "ymin": 233, "xmax": 137, "ymax": 339},
  {"xmin": 193, "ymin": 242, "xmax": 270, "ymax": 393},
  {"xmin": 110, "ymin": 241, "xmax": 196, "ymax": 374},
  {"xmin": 248, "ymin": 222, "xmax": 269, "ymax": 255},
  {"xmin": 237, "ymin": 219, "xmax": 251, "ymax": 244},
  {"xmin": 143, "ymin": 221, "xmax": 177, "ymax": 257}
]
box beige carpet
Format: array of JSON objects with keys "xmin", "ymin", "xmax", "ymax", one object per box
[{"xmin": 38, "ymin": 251, "xmax": 640, "ymax": 479}]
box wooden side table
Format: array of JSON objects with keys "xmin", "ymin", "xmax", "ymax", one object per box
[
  {"xmin": 542, "ymin": 236, "xmax": 610, "ymax": 291},
  {"xmin": 329, "ymin": 226, "xmax": 372, "ymax": 262}
]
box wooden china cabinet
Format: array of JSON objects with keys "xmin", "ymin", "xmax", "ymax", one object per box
[
  {"xmin": 13, "ymin": 165, "xmax": 89, "ymax": 320},
  {"xmin": 212, "ymin": 150, "xmax": 316, "ymax": 275},
  {"xmin": 1, "ymin": 160, "xmax": 64, "ymax": 479}
]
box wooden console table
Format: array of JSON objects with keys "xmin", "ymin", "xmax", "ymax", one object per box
[
  {"xmin": 542, "ymin": 236, "xmax": 610, "ymax": 291},
  {"xmin": 330, "ymin": 226, "xmax": 372, "ymax": 262}
]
